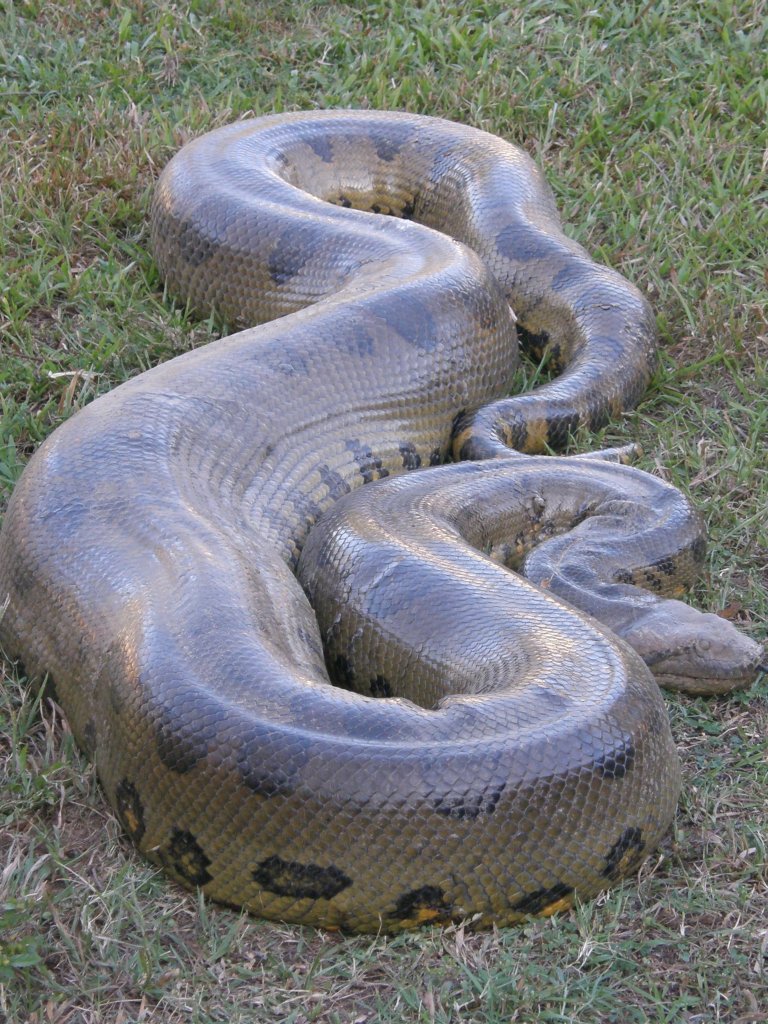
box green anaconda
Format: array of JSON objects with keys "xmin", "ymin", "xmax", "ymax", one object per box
[{"xmin": 0, "ymin": 111, "xmax": 763, "ymax": 933}]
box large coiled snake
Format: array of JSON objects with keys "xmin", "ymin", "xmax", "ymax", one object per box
[{"xmin": 0, "ymin": 111, "xmax": 763, "ymax": 933}]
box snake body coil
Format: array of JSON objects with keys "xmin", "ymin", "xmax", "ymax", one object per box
[{"xmin": 0, "ymin": 112, "xmax": 762, "ymax": 933}]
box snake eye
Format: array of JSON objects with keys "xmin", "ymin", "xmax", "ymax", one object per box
[{"xmin": 696, "ymin": 638, "xmax": 712, "ymax": 653}]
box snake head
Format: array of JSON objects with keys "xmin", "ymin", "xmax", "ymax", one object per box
[{"xmin": 619, "ymin": 599, "xmax": 765, "ymax": 695}]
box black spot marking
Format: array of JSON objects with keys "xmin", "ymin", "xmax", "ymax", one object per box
[
  {"xmin": 370, "ymin": 202, "xmax": 382, "ymax": 214},
  {"xmin": 154, "ymin": 694, "xmax": 226, "ymax": 774},
  {"xmin": 370, "ymin": 674, "xmax": 392, "ymax": 698},
  {"xmin": 429, "ymin": 446, "xmax": 443, "ymax": 466},
  {"xmin": 300, "ymin": 495, "xmax": 325, "ymax": 530},
  {"xmin": 492, "ymin": 540, "xmax": 518, "ymax": 567},
  {"xmin": 640, "ymin": 568, "xmax": 665, "ymax": 593},
  {"xmin": 450, "ymin": 409, "xmax": 468, "ymax": 441},
  {"xmin": 267, "ymin": 238, "xmax": 310, "ymax": 285},
  {"xmin": 551, "ymin": 262, "xmax": 590, "ymax": 294},
  {"xmin": 345, "ymin": 324, "xmax": 375, "ymax": 358},
  {"xmin": 399, "ymin": 441, "xmax": 422, "ymax": 470},
  {"xmin": 517, "ymin": 324, "xmax": 551, "ymax": 361},
  {"xmin": 159, "ymin": 827, "xmax": 212, "ymax": 887},
  {"xmin": 253, "ymin": 854, "xmax": 352, "ymax": 900},
  {"xmin": 588, "ymin": 405, "xmax": 611, "ymax": 432},
  {"xmin": 115, "ymin": 779, "xmax": 145, "ymax": 843},
  {"xmin": 426, "ymin": 745, "xmax": 509, "ymax": 820},
  {"xmin": 392, "ymin": 884, "xmax": 453, "ymax": 922},
  {"xmin": 367, "ymin": 292, "xmax": 438, "ymax": 351},
  {"xmin": 175, "ymin": 219, "xmax": 215, "ymax": 267},
  {"xmin": 519, "ymin": 328, "xmax": 565, "ymax": 372},
  {"xmin": 168, "ymin": 196, "xmax": 241, "ymax": 268},
  {"xmin": 345, "ymin": 438, "xmax": 390, "ymax": 483},
  {"xmin": 691, "ymin": 535, "xmax": 706, "ymax": 563},
  {"xmin": 82, "ymin": 719, "xmax": 97, "ymax": 757},
  {"xmin": 457, "ymin": 436, "xmax": 478, "ymax": 460},
  {"xmin": 400, "ymin": 198, "xmax": 416, "ymax": 219},
  {"xmin": 276, "ymin": 351, "xmax": 310, "ymax": 377},
  {"xmin": 497, "ymin": 409, "xmax": 530, "ymax": 452},
  {"xmin": 373, "ymin": 135, "xmax": 404, "ymax": 162},
  {"xmin": 236, "ymin": 725, "xmax": 302, "ymax": 797},
  {"xmin": 307, "ymin": 135, "xmax": 334, "ymax": 163},
  {"xmin": 513, "ymin": 882, "xmax": 574, "ymax": 915},
  {"xmin": 496, "ymin": 223, "xmax": 557, "ymax": 262},
  {"xmin": 595, "ymin": 738, "xmax": 636, "ymax": 780},
  {"xmin": 331, "ymin": 653, "xmax": 356, "ymax": 690},
  {"xmin": 545, "ymin": 410, "xmax": 581, "ymax": 450},
  {"xmin": 335, "ymin": 194, "xmax": 352, "ymax": 208},
  {"xmin": 318, "ymin": 464, "xmax": 352, "ymax": 502},
  {"xmin": 602, "ymin": 827, "xmax": 645, "ymax": 880},
  {"xmin": 614, "ymin": 568, "xmax": 635, "ymax": 585},
  {"xmin": 647, "ymin": 556, "xmax": 678, "ymax": 578},
  {"xmin": 434, "ymin": 784, "xmax": 504, "ymax": 819}
]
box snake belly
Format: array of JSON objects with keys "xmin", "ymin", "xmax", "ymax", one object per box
[{"xmin": 0, "ymin": 111, "xmax": 681, "ymax": 933}]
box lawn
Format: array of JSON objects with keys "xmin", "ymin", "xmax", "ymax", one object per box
[{"xmin": 0, "ymin": 1, "xmax": 766, "ymax": 1022}]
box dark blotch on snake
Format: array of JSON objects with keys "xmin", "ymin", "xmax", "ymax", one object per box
[
  {"xmin": 82, "ymin": 718, "xmax": 97, "ymax": 757},
  {"xmin": 373, "ymin": 134, "xmax": 406, "ymax": 162},
  {"xmin": 366, "ymin": 292, "xmax": 438, "ymax": 352},
  {"xmin": 115, "ymin": 778, "xmax": 146, "ymax": 843},
  {"xmin": 318, "ymin": 464, "xmax": 352, "ymax": 501},
  {"xmin": 434, "ymin": 784, "xmax": 505, "ymax": 820},
  {"xmin": 544, "ymin": 410, "xmax": 581, "ymax": 449},
  {"xmin": 594, "ymin": 738, "xmax": 636, "ymax": 780},
  {"xmin": 495, "ymin": 223, "xmax": 558, "ymax": 262},
  {"xmin": 512, "ymin": 882, "xmax": 574, "ymax": 915},
  {"xmin": 345, "ymin": 438, "xmax": 390, "ymax": 484},
  {"xmin": 175, "ymin": 220, "xmax": 214, "ymax": 268},
  {"xmin": 159, "ymin": 828, "xmax": 213, "ymax": 887},
  {"xmin": 691, "ymin": 535, "xmax": 707, "ymax": 562},
  {"xmin": 400, "ymin": 198, "xmax": 416, "ymax": 219},
  {"xmin": 332, "ymin": 653, "xmax": 356, "ymax": 690},
  {"xmin": 370, "ymin": 674, "xmax": 392, "ymax": 698},
  {"xmin": 236, "ymin": 728, "xmax": 304, "ymax": 797},
  {"xmin": 306, "ymin": 135, "xmax": 334, "ymax": 163},
  {"xmin": 267, "ymin": 238, "xmax": 310, "ymax": 286},
  {"xmin": 154, "ymin": 694, "xmax": 226, "ymax": 774},
  {"xmin": 602, "ymin": 827, "xmax": 646, "ymax": 880},
  {"xmin": 517, "ymin": 324, "xmax": 551, "ymax": 360},
  {"xmin": 392, "ymin": 885, "xmax": 453, "ymax": 921},
  {"xmin": 399, "ymin": 441, "xmax": 422, "ymax": 470},
  {"xmin": 252, "ymin": 854, "xmax": 352, "ymax": 900}
]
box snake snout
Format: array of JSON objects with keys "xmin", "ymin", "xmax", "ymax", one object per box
[{"xmin": 622, "ymin": 600, "xmax": 765, "ymax": 695}]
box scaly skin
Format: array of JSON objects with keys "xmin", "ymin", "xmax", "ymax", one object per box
[{"xmin": 0, "ymin": 112, "xmax": 761, "ymax": 932}]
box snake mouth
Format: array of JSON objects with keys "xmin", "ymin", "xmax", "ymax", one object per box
[
  {"xmin": 646, "ymin": 646, "xmax": 765, "ymax": 695},
  {"xmin": 651, "ymin": 669, "xmax": 761, "ymax": 695}
]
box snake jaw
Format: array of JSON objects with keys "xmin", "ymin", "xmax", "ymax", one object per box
[{"xmin": 618, "ymin": 600, "xmax": 765, "ymax": 695}]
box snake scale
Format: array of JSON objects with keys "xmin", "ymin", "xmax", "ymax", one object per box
[{"xmin": 0, "ymin": 111, "xmax": 763, "ymax": 933}]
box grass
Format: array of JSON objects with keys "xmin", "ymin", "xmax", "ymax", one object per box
[{"xmin": 0, "ymin": 0, "xmax": 766, "ymax": 1021}]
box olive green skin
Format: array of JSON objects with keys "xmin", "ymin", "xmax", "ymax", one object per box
[{"xmin": 1, "ymin": 111, "xmax": 753, "ymax": 933}]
